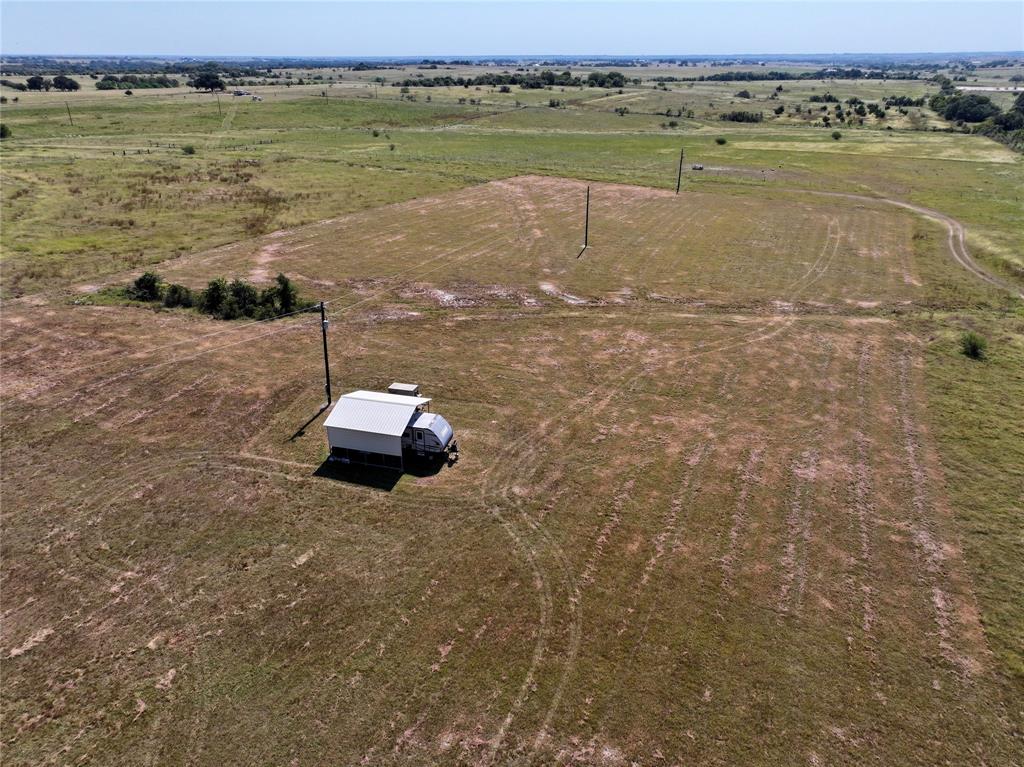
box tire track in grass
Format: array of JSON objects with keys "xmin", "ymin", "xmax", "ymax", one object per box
[
  {"xmin": 720, "ymin": 444, "xmax": 765, "ymax": 592},
  {"xmin": 894, "ymin": 350, "xmax": 980, "ymax": 678},
  {"xmin": 852, "ymin": 343, "xmax": 878, "ymax": 637},
  {"xmin": 778, "ymin": 447, "xmax": 821, "ymax": 616},
  {"xmin": 776, "ymin": 338, "xmax": 834, "ymax": 617},
  {"xmin": 667, "ymin": 212, "xmax": 841, "ymax": 369},
  {"xmin": 512, "ymin": 201, "xmax": 753, "ymax": 753},
  {"xmin": 519, "ymin": 193, "xmax": 712, "ymax": 758},
  {"xmin": 19, "ymin": 178, "xmax": 526, "ymax": 402},
  {"xmin": 476, "ymin": 499, "xmax": 556, "ymax": 767},
  {"xmin": 479, "ymin": 279, "xmax": 655, "ymax": 761},
  {"xmin": 849, "ymin": 341, "xmax": 884, "ymax": 698},
  {"xmin": 478, "ymin": 191, "xmax": 691, "ymax": 762},
  {"xmin": 21, "ymin": 223, "xmax": 512, "ymax": 422},
  {"xmin": 589, "ymin": 440, "xmax": 713, "ymax": 735},
  {"xmin": 206, "ymin": 100, "xmax": 238, "ymax": 149},
  {"xmin": 780, "ymin": 188, "xmax": 1023, "ymax": 301},
  {"xmin": 482, "ymin": 200, "xmax": 846, "ymax": 762}
]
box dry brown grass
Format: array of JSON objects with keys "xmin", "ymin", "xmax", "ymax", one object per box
[
  {"xmin": 139, "ymin": 175, "xmax": 961, "ymax": 314},
  {"xmin": 1, "ymin": 177, "xmax": 1019, "ymax": 765}
]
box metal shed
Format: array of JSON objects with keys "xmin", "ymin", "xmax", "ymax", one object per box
[{"xmin": 323, "ymin": 390, "xmax": 431, "ymax": 469}]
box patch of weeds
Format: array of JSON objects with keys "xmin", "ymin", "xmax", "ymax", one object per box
[{"xmin": 960, "ymin": 330, "xmax": 987, "ymax": 359}]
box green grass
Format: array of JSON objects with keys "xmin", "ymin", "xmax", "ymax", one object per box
[
  {"xmin": 3, "ymin": 93, "xmax": 1022, "ymax": 296},
  {"xmin": 923, "ymin": 316, "xmax": 1024, "ymax": 680}
]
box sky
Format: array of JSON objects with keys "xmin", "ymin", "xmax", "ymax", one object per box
[{"xmin": 1, "ymin": 0, "xmax": 1022, "ymax": 57}]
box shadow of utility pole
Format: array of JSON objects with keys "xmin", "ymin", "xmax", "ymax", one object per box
[{"xmin": 288, "ymin": 403, "xmax": 330, "ymax": 442}]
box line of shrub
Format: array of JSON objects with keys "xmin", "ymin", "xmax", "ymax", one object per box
[
  {"xmin": 719, "ymin": 111, "xmax": 763, "ymax": 123},
  {"xmin": 96, "ymin": 74, "xmax": 180, "ymax": 90},
  {"xmin": 125, "ymin": 271, "xmax": 313, "ymax": 320}
]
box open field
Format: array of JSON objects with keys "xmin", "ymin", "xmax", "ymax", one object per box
[
  {"xmin": 2, "ymin": 67, "xmax": 1023, "ymax": 766},
  {"xmin": 3, "ymin": 172, "xmax": 1024, "ymax": 765},
  {"xmin": 3, "ymin": 90, "xmax": 1023, "ymax": 298}
]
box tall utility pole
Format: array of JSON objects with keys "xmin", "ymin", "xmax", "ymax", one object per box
[
  {"xmin": 676, "ymin": 147, "xmax": 685, "ymax": 194},
  {"xmin": 578, "ymin": 186, "xmax": 590, "ymax": 258},
  {"xmin": 319, "ymin": 302, "xmax": 332, "ymax": 405},
  {"xmin": 216, "ymin": 94, "xmax": 222, "ymax": 116},
  {"xmin": 65, "ymin": 102, "xmax": 74, "ymax": 127},
  {"xmin": 583, "ymin": 185, "xmax": 590, "ymax": 246}
]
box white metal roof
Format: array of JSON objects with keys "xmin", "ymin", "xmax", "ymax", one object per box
[
  {"xmin": 345, "ymin": 390, "xmax": 430, "ymax": 407},
  {"xmin": 324, "ymin": 390, "xmax": 430, "ymax": 437}
]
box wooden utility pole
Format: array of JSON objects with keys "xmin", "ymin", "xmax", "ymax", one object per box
[
  {"xmin": 676, "ymin": 147, "xmax": 685, "ymax": 194},
  {"xmin": 584, "ymin": 185, "xmax": 590, "ymax": 247},
  {"xmin": 65, "ymin": 102, "xmax": 74, "ymax": 127},
  {"xmin": 216, "ymin": 94, "xmax": 222, "ymax": 116},
  {"xmin": 320, "ymin": 302, "xmax": 332, "ymax": 405},
  {"xmin": 577, "ymin": 186, "xmax": 590, "ymax": 258}
]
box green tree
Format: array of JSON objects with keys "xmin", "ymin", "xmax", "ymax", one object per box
[
  {"xmin": 51, "ymin": 75, "xmax": 80, "ymax": 91},
  {"xmin": 191, "ymin": 72, "xmax": 225, "ymax": 91},
  {"xmin": 26, "ymin": 76, "xmax": 51, "ymax": 91},
  {"xmin": 0, "ymin": 123, "xmax": 10, "ymax": 140},
  {"xmin": 229, "ymin": 278, "xmax": 259, "ymax": 317},
  {"xmin": 219, "ymin": 296, "xmax": 242, "ymax": 320},
  {"xmin": 163, "ymin": 284, "xmax": 194, "ymax": 308},
  {"xmin": 257, "ymin": 285, "xmax": 280, "ymax": 318},
  {"xmin": 200, "ymin": 277, "xmax": 229, "ymax": 315},
  {"xmin": 275, "ymin": 273, "xmax": 297, "ymax": 314},
  {"xmin": 130, "ymin": 272, "xmax": 162, "ymax": 301},
  {"xmin": 930, "ymin": 93, "xmax": 1000, "ymax": 123}
]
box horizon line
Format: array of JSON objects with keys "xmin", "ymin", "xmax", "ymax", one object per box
[{"xmin": 4, "ymin": 50, "xmax": 1023, "ymax": 59}]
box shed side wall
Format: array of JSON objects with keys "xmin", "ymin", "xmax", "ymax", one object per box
[{"xmin": 326, "ymin": 427, "xmax": 403, "ymax": 457}]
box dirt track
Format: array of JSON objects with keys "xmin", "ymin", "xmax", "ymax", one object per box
[{"xmin": 791, "ymin": 188, "xmax": 1024, "ymax": 300}]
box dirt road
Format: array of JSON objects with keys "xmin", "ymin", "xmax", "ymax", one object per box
[{"xmin": 794, "ymin": 188, "xmax": 1024, "ymax": 300}]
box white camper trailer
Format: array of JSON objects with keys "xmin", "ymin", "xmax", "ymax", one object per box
[{"xmin": 324, "ymin": 388, "xmax": 457, "ymax": 470}]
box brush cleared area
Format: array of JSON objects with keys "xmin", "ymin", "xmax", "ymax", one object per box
[{"xmin": 2, "ymin": 69, "xmax": 1023, "ymax": 766}]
